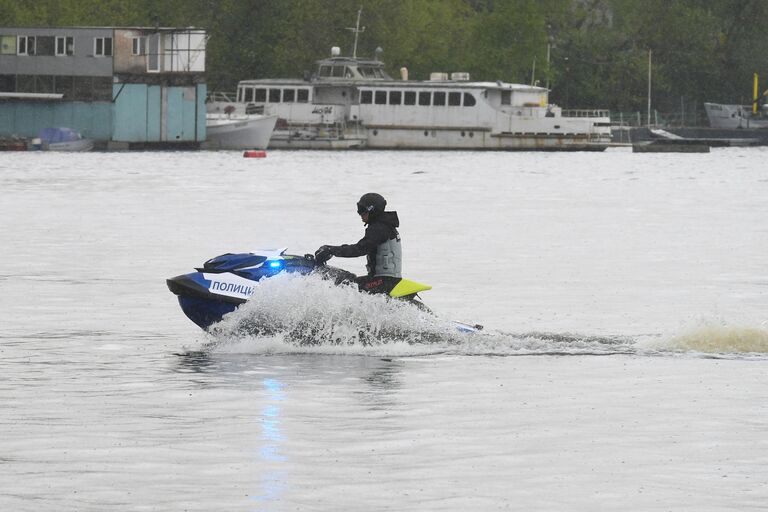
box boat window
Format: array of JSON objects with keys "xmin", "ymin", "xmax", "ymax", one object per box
[
  {"xmin": 297, "ymin": 89, "xmax": 309, "ymax": 102},
  {"xmin": 374, "ymin": 68, "xmax": 385, "ymax": 78},
  {"xmin": 283, "ymin": 89, "xmax": 295, "ymax": 102},
  {"xmin": 448, "ymin": 92, "xmax": 461, "ymax": 106},
  {"xmin": 360, "ymin": 90, "xmax": 373, "ymax": 104},
  {"xmin": 404, "ymin": 91, "xmax": 416, "ymax": 105},
  {"xmin": 463, "ymin": 92, "xmax": 476, "ymax": 107},
  {"xmin": 418, "ymin": 91, "xmax": 431, "ymax": 106},
  {"xmin": 433, "ymin": 91, "xmax": 446, "ymax": 106},
  {"xmin": 332, "ymin": 66, "xmax": 345, "ymax": 78},
  {"xmin": 501, "ymin": 90, "xmax": 511, "ymax": 105},
  {"xmin": 375, "ymin": 90, "xmax": 387, "ymax": 105},
  {"xmin": 254, "ymin": 88, "xmax": 266, "ymax": 102},
  {"xmin": 319, "ymin": 65, "xmax": 331, "ymax": 77},
  {"xmin": 268, "ymin": 88, "xmax": 281, "ymax": 102},
  {"xmin": 244, "ymin": 88, "xmax": 254, "ymax": 103},
  {"xmin": 345, "ymin": 67, "xmax": 354, "ymax": 78},
  {"xmin": 359, "ymin": 67, "xmax": 374, "ymax": 78},
  {"xmin": 389, "ymin": 90, "xmax": 402, "ymax": 105}
]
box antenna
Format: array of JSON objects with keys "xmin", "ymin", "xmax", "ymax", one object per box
[{"xmin": 346, "ymin": 6, "xmax": 365, "ymax": 58}]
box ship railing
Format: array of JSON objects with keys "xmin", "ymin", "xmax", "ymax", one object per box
[
  {"xmin": 561, "ymin": 109, "xmax": 611, "ymax": 118},
  {"xmin": 207, "ymin": 91, "xmax": 237, "ymax": 104}
]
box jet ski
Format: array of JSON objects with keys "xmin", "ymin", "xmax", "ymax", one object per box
[{"xmin": 166, "ymin": 248, "xmax": 482, "ymax": 333}]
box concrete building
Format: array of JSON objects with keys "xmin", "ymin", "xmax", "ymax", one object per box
[{"xmin": 0, "ymin": 26, "xmax": 207, "ymax": 148}]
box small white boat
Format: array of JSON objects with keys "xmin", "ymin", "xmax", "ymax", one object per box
[
  {"xmin": 37, "ymin": 127, "xmax": 94, "ymax": 152},
  {"xmin": 204, "ymin": 113, "xmax": 277, "ymax": 150}
]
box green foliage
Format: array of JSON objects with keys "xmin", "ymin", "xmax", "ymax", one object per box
[{"xmin": 3, "ymin": 0, "xmax": 768, "ymax": 114}]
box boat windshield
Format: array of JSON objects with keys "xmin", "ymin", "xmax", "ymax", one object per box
[{"xmin": 359, "ymin": 66, "xmax": 385, "ymax": 78}]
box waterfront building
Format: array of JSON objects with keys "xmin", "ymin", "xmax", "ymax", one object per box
[{"xmin": 0, "ymin": 26, "xmax": 206, "ymax": 148}]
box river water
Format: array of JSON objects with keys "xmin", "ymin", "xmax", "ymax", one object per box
[{"xmin": 1, "ymin": 148, "xmax": 767, "ymax": 511}]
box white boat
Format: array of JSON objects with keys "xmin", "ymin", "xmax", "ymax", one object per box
[
  {"xmin": 704, "ymin": 102, "xmax": 768, "ymax": 130},
  {"xmin": 36, "ymin": 127, "xmax": 94, "ymax": 152},
  {"xmin": 207, "ymin": 18, "xmax": 611, "ymax": 151},
  {"xmin": 204, "ymin": 112, "xmax": 277, "ymax": 150}
]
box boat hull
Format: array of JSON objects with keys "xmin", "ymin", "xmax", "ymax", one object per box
[
  {"xmin": 204, "ymin": 114, "xmax": 277, "ymax": 149},
  {"xmin": 46, "ymin": 138, "xmax": 94, "ymax": 151},
  {"xmin": 177, "ymin": 295, "xmax": 238, "ymax": 330},
  {"xmin": 705, "ymin": 102, "xmax": 768, "ymax": 130},
  {"xmin": 267, "ymin": 126, "xmax": 609, "ymax": 151}
]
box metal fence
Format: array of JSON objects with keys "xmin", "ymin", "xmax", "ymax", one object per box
[{"xmin": 610, "ymin": 109, "xmax": 708, "ymax": 128}]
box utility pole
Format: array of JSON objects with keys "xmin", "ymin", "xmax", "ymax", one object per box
[{"xmin": 647, "ymin": 49, "xmax": 652, "ymax": 127}]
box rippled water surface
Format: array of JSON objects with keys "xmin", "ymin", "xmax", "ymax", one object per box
[{"xmin": 1, "ymin": 149, "xmax": 767, "ymax": 510}]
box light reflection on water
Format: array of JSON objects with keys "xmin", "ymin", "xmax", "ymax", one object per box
[{"xmin": 254, "ymin": 378, "xmax": 287, "ymax": 505}]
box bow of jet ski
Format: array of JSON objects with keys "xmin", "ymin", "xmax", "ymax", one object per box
[{"xmin": 166, "ymin": 248, "xmax": 482, "ymax": 334}]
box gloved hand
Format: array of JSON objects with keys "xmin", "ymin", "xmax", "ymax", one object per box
[{"xmin": 314, "ymin": 245, "xmax": 335, "ymax": 265}]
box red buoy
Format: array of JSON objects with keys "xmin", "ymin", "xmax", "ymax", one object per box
[{"xmin": 243, "ymin": 150, "xmax": 267, "ymax": 158}]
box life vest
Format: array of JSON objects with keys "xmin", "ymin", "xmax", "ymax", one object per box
[{"xmin": 368, "ymin": 232, "xmax": 402, "ymax": 277}]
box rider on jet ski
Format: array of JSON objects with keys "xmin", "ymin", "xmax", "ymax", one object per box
[{"xmin": 315, "ymin": 193, "xmax": 402, "ymax": 294}]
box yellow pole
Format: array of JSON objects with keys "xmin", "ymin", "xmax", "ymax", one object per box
[{"xmin": 753, "ymin": 73, "xmax": 759, "ymax": 114}]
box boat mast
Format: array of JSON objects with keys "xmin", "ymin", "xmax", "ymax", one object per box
[{"xmin": 347, "ymin": 6, "xmax": 365, "ymax": 58}]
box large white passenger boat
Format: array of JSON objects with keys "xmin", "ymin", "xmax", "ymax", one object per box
[{"xmin": 209, "ymin": 43, "xmax": 611, "ymax": 150}]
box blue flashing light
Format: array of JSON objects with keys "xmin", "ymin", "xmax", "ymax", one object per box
[{"xmin": 268, "ymin": 260, "xmax": 283, "ymax": 269}]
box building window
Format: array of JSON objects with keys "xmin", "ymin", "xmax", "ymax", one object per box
[
  {"xmin": 93, "ymin": 76, "xmax": 113, "ymax": 101},
  {"xmin": 463, "ymin": 92, "xmax": 476, "ymax": 107},
  {"xmin": 56, "ymin": 36, "xmax": 74, "ymax": 56},
  {"xmin": 448, "ymin": 92, "xmax": 461, "ymax": 106},
  {"xmin": 418, "ymin": 91, "xmax": 430, "ymax": 106},
  {"xmin": 254, "ymin": 88, "xmax": 266, "ymax": 102},
  {"xmin": 17, "ymin": 36, "xmax": 35, "ymax": 55},
  {"xmin": 297, "ymin": 89, "xmax": 309, "ymax": 103},
  {"xmin": 404, "ymin": 91, "xmax": 416, "ymax": 105},
  {"xmin": 0, "ymin": 36, "xmax": 15, "ymax": 55},
  {"xmin": 374, "ymin": 90, "xmax": 387, "ymax": 105},
  {"xmin": 283, "ymin": 89, "xmax": 295, "ymax": 103},
  {"xmin": 54, "ymin": 75, "xmax": 74, "ymax": 98},
  {"xmin": 36, "ymin": 36, "xmax": 55, "ymax": 56},
  {"xmin": 132, "ymin": 37, "xmax": 146, "ymax": 56},
  {"xmin": 0, "ymin": 74, "xmax": 16, "ymax": 92},
  {"xmin": 94, "ymin": 37, "xmax": 113, "ymax": 57},
  {"xmin": 433, "ymin": 91, "xmax": 446, "ymax": 106},
  {"xmin": 35, "ymin": 75, "xmax": 54, "ymax": 93},
  {"xmin": 389, "ymin": 90, "xmax": 402, "ymax": 105},
  {"xmin": 147, "ymin": 34, "xmax": 159, "ymax": 71}
]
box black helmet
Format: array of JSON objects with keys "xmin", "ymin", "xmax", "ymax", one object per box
[{"xmin": 356, "ymin": 192, "xmax": 387, "ymax": 216}]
